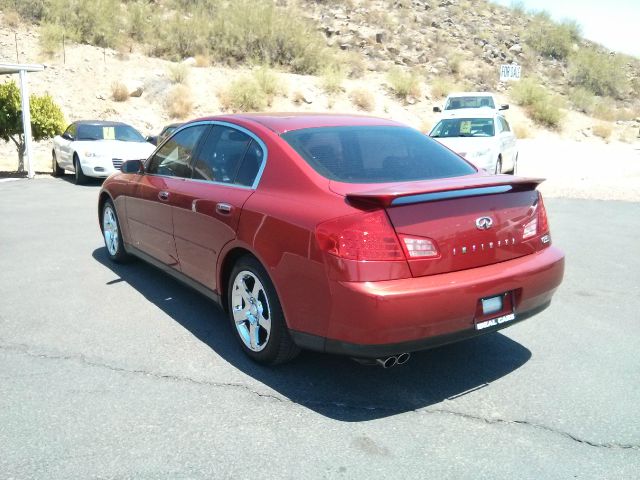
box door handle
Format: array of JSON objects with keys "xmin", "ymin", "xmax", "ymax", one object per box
[
  {"xmin": 216, "ymin": 202, "xmax": 233, "ymax": 214},
  {"xmin": 158, "ymin": 191, "xmax": 170, "ymax": 201}
]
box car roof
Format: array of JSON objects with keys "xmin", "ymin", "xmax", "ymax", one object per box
[
  {"xmin": 71, "ymin": 120, "xmax": 134, "ymax": 127},
  {"xmin": 446, "ymin": 92, "xmax": 496, "ymax": 98},
  {"xmin": 437, "ymin": 109, "xmax": 499, "ymax": 120},
  {"xmin": 191, "ymin": 113, "xmax": 405, "ymax": 134}
]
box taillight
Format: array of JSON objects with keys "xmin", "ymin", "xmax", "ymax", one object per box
[
  {"xmin": 316, "ymin": 210, "xmax": 405, "ymax": 261},
  {"xmin": 523, "ymin": 192, "xmax": 550, "ymax": 241},
  {"xmin": 398, "ymin": 235, "xmax": 440, "ymax": 258}
]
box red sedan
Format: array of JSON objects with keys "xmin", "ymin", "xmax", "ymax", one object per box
[{"xmin": 98, "ymin": 114, "xmax": 564, "ymax": 367}]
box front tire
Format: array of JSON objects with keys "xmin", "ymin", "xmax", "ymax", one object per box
[
  {"xmin": 74, "ymin": 155, "xmax": 87, "ymax": 185},
  {"xmin": 227, "ymin": 255, "xmax": 300, "ymax": 365},
  {"xmin": 52, "ymin": 151, "xmax": 64, "ymax": 177},
  {"xmin": 495, "ymin": 157, "xmax": 503, "ymax": 174},
  {"xmin": 102, "ymin": 199, "xmax": 130, "ymax": 263}
]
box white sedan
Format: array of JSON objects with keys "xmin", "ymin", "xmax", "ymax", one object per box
[
  {"xmin": 429, "ymin": 109, "xmax": 518, "ymax": 174},
  {"xmin": 433, "ymin": 92, "xmax": 509, "ymax": 113},
  {"xmin": 52, "ymin": 121, "xmax": 155, "ymax": 184}
]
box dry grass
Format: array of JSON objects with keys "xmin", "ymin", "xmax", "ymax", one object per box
[
  {"xmin": 194, "ymin": 54, "xmax": 210, "ymax": 67},
  {"xmin": 111, "ymin": 82, "xmax": 129, "ymax": 102},
  {"xmin": 165, "ymin": 85, "xmax": 193, "ymax": 118},
  {"xmin": 350, "ymin": 88, "xmax": 375, "ymax": 111},
  {"xmin": 430, "ymin": 78, "xmax": 457, "ymax": 99},
  {"xmin": 253, "ymin": 67, "xmax": 287, "ymax": 103},
  {"xmin": 219, "ymin": 76, "xmax": 268, "ymax": 111},
  {"xmin": 592, "ymin": 123, "xmax": 613, "ymax": 141},
  {"xmin": 4, "ymin": 10, "xmax": 20, "ymax": 28},
  {"xmin": 321, "ymin": 66, "xmax": 345, "ymax": 95},
  {"xmin": 167, "ymin": 63, "xmax": 190, "ymax": 84},
  {"xmin": 513, "ymin": 124, "xmax": 531, "ymax": 139},
  {"xmin": 387, "ymin": 68, "xmax": 421, "ymax": 100}
]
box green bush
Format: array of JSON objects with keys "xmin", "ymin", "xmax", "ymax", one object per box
[
  {"xmin": 39, "ymin": 22, "xmax": 65, "ymax": 56},
  {"xmin": 387, "ymin": 68, "xmax": 421, "ymax": 99},
  {"xmin": 253, "ymin": 67, "xmax": 286, "ymax": 98},
  {"xmin": 321, "ymin": 66, "xmax": 345, "ymax": 95},
  {"xmin": 529, "ymin": 99, "xmax": 563, "ymax": 128},
  {"xmin": 220, "ymin": 77, "xmax": 268, "ymax": 112},
  {"xmin": 510, "ymin": 78, "xmax": 547, "ymax": 106},
  {"xmin": 569, "ymin": 49, "xmax": 628, "ymax": 98},
  {"xmin": 525, "ymin": 16, "xmax": 581, "ymax": 60},
  {"xmin": 511, "ymin": 78, "xmax": 563, "ymax": 128}
]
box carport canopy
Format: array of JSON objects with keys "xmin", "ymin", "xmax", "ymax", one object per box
[{"xmin": 0, "ymin": 63, "xmax": 46, "ymax": 178}]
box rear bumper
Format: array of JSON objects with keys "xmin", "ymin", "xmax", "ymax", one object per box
[{"xmin": 291, "ymin": 246, "xmax": 564, "ymax": 358}]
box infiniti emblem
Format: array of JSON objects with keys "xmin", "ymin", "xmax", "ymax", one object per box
[{"xmin": 475, "ymin": 216, "xmax": 493, "ymax": 230}]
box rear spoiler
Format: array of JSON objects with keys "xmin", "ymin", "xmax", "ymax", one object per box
[{"xmin": 344, "ymin": 176, "xmax": 545, "ymax": 207}]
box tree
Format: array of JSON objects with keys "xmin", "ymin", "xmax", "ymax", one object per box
[{"xmin": 0, "ymin": 80, "xmax": 66, "ymax": 173}]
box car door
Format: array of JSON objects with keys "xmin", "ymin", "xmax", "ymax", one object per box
[
  {"xmin": 171, "ymin": 124, "xmax": 265, "ymax": 291},
  {"xmin": 498, "ymin": 116, "xmax": 517, "ymax": 170},
  {"xmin": 125, "ymin": 124, "xmax": 209, "ymax": 268},
  {"xmin": 58, "ymin": 123, "xmax": 77, "ymax": 168}
]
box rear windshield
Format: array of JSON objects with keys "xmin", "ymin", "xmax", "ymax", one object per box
[
  {"xmin": 77, "ymin": 124, "xmax": 145, "ymax": 142},
  {"xmin": 282, "ymin": 126, "xmax": 476, "ymax": 183},
  {"xmin": 445, "ymin": 96, "xmax": 495, "ymax": 110},
  {"xmin": 431, "ymin": 118, "xmax": 495, "ymax": 138}
]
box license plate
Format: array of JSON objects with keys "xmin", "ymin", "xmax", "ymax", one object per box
[
  {"xmin": 475, "ymin": 312, "xmax": 516, "ymax": 331},
  {"xmin": 481, "ymin": 295, "xmax": 503, "ymax": 315}
]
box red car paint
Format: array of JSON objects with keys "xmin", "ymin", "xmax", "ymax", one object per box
[{"xmin": 99, "ymin": 114, "xmax": 564, "ymax": 357}]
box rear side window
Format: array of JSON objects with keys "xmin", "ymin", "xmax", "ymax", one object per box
[
  {"xmin": 282, "ymin": 126, "xmax": 475, "ymax": 183},
  {"xmin": 192, "ymin": 126, "xmax": 263, "ymax": 186}
]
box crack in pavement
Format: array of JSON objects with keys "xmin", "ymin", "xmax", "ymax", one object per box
[{"xmin": 2, "ymin": 341, "xmax": 639, "ymax": 452}]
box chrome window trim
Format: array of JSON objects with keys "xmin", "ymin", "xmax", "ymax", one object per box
[{"xmin": 145, "ymin": 120, "xmax": 268, "ymax": 190}]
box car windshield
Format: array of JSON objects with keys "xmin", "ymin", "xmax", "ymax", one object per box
[
  {"xmin": 445, "ymin": 96, "xmax": 495, "ymax": 110},
  {"xmin": 77, "ymin": 124, "xmax": 145, "ymax": 142},
  {"xmin": 282, "ymin": 126, "xmax": 475, "ymax": 184},
  {"xmin": 430, "ymin": 118, "xmax": 495, "ymax": 138}
]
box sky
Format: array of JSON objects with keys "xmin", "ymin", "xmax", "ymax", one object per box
[{"xmin": 492, "ymin": 0, "xmax": 640, "ymax": 57}]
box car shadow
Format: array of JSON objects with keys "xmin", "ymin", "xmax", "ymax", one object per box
[
  {"xmin": 93, "ymin": 247, "xmax": 532, "ymax": 422},
  {"xmin": 53, "ymin": 173, "xmax": 104, "ymax": 187}
]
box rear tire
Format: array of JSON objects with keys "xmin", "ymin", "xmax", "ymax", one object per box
[
  {"xmin": 102, "ymin": 199, "xmax": 130, "ymax": 263},
  {"xmin": 74, "ymin": 155, "xmax": 87, "ymax": 185},
  {"xmin": 52, "ymin": 151, "xmax": 64, "ymax": 177},
  {"xmin": 227, "ymin": 255, "xmax": 300, "ymax": 365}
]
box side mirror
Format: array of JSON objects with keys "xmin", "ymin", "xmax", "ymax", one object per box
[
  {"xmin": 433, "ymin": 106, "xmax": 442, "ymax": 113},
  {"xmin": 499, "ymin": 104, "xmax": 509, "ymax": 111},
  {"xmin": 146, "ymin": 136, "xmax": 157, "ymax": 146},
  {"xmin": 62, "ymin": 132, "xmax": 74, "ymax": 141},
  {"xmin": 121, "ymin": 159, "xmax": 144, "ymax": 174}
]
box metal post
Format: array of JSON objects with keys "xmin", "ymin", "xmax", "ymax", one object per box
[{"xmin": 18, "ymin": 69, "xmax": 35, "ymax": 179}]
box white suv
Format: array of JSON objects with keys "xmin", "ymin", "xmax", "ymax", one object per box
[{"xmin": 433, "ymin": 92, "xmax": 509, "ymax": 113}]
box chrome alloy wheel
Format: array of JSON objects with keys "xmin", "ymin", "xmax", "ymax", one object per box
[
  {"xmin": 103, "ymin": 204, "xmax": 119, "ymax": 256},
  {"xmin": 231, "ymin": 271, "xmax": 271, "ymax": 352}
]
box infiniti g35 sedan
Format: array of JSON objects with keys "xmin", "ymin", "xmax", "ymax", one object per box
[
  {"xmin": 98, "ymin": 114, "xmax": 564, "ymax": 367},
  {"xmin": 52, "ymin": 120, "xmax": 155, "ymax": 184}
]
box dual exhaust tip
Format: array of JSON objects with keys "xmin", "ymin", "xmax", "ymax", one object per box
[{"xmin": 353, "ymin": 352, "xmax": 411, "ymax": 368}]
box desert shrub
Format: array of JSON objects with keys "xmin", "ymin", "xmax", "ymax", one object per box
[
  {"xmin": 194, "ymin": 54, "xmax": 211, "ymax": 67},
  {"xmin": 111, "ymin": 82, "xmax": 129, "ymax": 102},
  {"xmin": 592, "ymin": 123, "xmax": 612, "ymax": 141},
  {"xmin": 39, "ymin": 22, "xmax": 65, "ymax": 56},
  {"xmin": 592, "ymin": 99, "xmax": 615, "ymax": 121},
  {"xmin": 387, "ymin": 68, "xmax": 421, "ymax": 99},
  {"xmin": 513, "ymin": 124, "xmax": 531, "ymax": 139},
  {"xmin": 167, "ymin": 63, "xmax": 190, "ymax": 84},
  {"xmin": 510, "ymin": 78, "xmax": 547, "ymax": 106},
  {"xmin": 525, "ymin": 16, "xmax": 581, "ymax": 60},
  {"xmin": 0, "ymin": 0, "xmax": 46, "ymax": 21},
  {"xmin": 220, "ymin": 77, "xmax": 268, "ymax": 112},
  {"xmin": 4, "ymin": 9, "xmax": 20, "ymax": 27},
  {"xmin": 166, "ymin": 85, "xmax": 193, "ymax": 119},
  {"xmin": 447, "ymin": 54, "xmax": 463, "ymax": 76},
  {"xmin": 511, "ymin": 78, "xmax": 563, "ymax": 128},
  {"xmin": 569, "ymin": 49, "xmax": 628, "ymax": 98},
  {"xmin": 350, "ymin": 88, "xmax": 375, "ymax": 111},
  {"xmin": 569, "ymin": 87, "xmax": 595, "ymax": 113},
  {"xmin": 341, "ymin": 51, "xmax": 367, "ymax": 79},
  {"xmin": 253, "ymin": 66, "xmax": 286, "ymax": 98},
  {"xmin": 321, "ymin": 66, "xmax": 345, "ymax": 95},
  {"xmin": 430, "ymin": 78, "xmax": 457, "ymax": 99}
]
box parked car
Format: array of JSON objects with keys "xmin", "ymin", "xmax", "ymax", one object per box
[
  {"xmin": 146, "ymin": 123, "xmax": 182, "ymax": 146},
  {"xmin": 98, "ymin": 114, "xmax": 564, "ymax": 367},
  {"xmin": 429, "ymin": 109, "xmax": 518, "ymax": 174},
  {"xmin": 433, "ymin": 92, "xmax": 509, "ymax": 113},
  {"xmin": 52, "ymin": 120, "xmax": 156, "ymax": 184}
]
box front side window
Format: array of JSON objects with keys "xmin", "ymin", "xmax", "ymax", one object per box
[
  {"xmin": 192, "ymin": 126, "xmax": 263, "ymax": 186},
  {"xmin": 283, "ymin": 126, "xmax": 475, "ymax": 183},
  {"xmin": 431, "ymin": 118, "xmax": 495, "ymax": 138},
  {"xmin": 146, "ymin": 125, "xmax": 208, "ymax": 178}
]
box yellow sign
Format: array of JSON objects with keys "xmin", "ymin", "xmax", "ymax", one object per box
[
  {"xmin": 460, "ymin": 121, "xmax": 472, "ymax": 134},
  {"xmin": 103, "ymin": 127, "xmax": 115, "ymax": 140}
]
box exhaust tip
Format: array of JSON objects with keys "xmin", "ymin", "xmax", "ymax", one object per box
[
  {"xmin": 376, "ymin": 356, "xmax": 398, "ymax": 369},
  {"xmin": 396, "ymin": 352, "xmax": 411, "ymax": 365}
]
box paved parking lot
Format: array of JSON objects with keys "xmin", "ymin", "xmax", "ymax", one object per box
[{"xmin": 1, "ymin": 177, "xmax": 639, "ymax": 479}]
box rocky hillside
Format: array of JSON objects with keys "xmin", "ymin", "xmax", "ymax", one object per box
[{"xmin": 0, "ymin": 0, "xmax": 638, "ymax": 172}]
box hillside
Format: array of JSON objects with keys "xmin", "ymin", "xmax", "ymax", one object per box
[{"xmin": 0, "ymin": 0, "xmax": 639, "ymax": 172}]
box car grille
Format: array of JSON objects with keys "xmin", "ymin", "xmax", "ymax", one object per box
[{"xmin": 112, "ymin": 158, "xmax": 123, "ymax": 170}]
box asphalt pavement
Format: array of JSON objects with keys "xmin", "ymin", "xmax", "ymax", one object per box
[{"xmin": 1, "ymin": 177, "xmax": 639, "ymax": 479}]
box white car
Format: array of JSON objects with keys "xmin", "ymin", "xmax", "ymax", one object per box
[
  {"xmin": 429, "ymin": 109, "xmax": 518, "ymax": 174},
  {"xmin": 52, "ymin": 121, "xmax": 156, "ymax": 184},
  {"xmin": 433, "ymin": 92, "xmax": 509, "ymax": 113}
]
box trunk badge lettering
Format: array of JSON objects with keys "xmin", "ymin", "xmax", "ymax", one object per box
[{"xmin": 475, "ymin": 216, "xmax": 494, "ymax": 230}]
